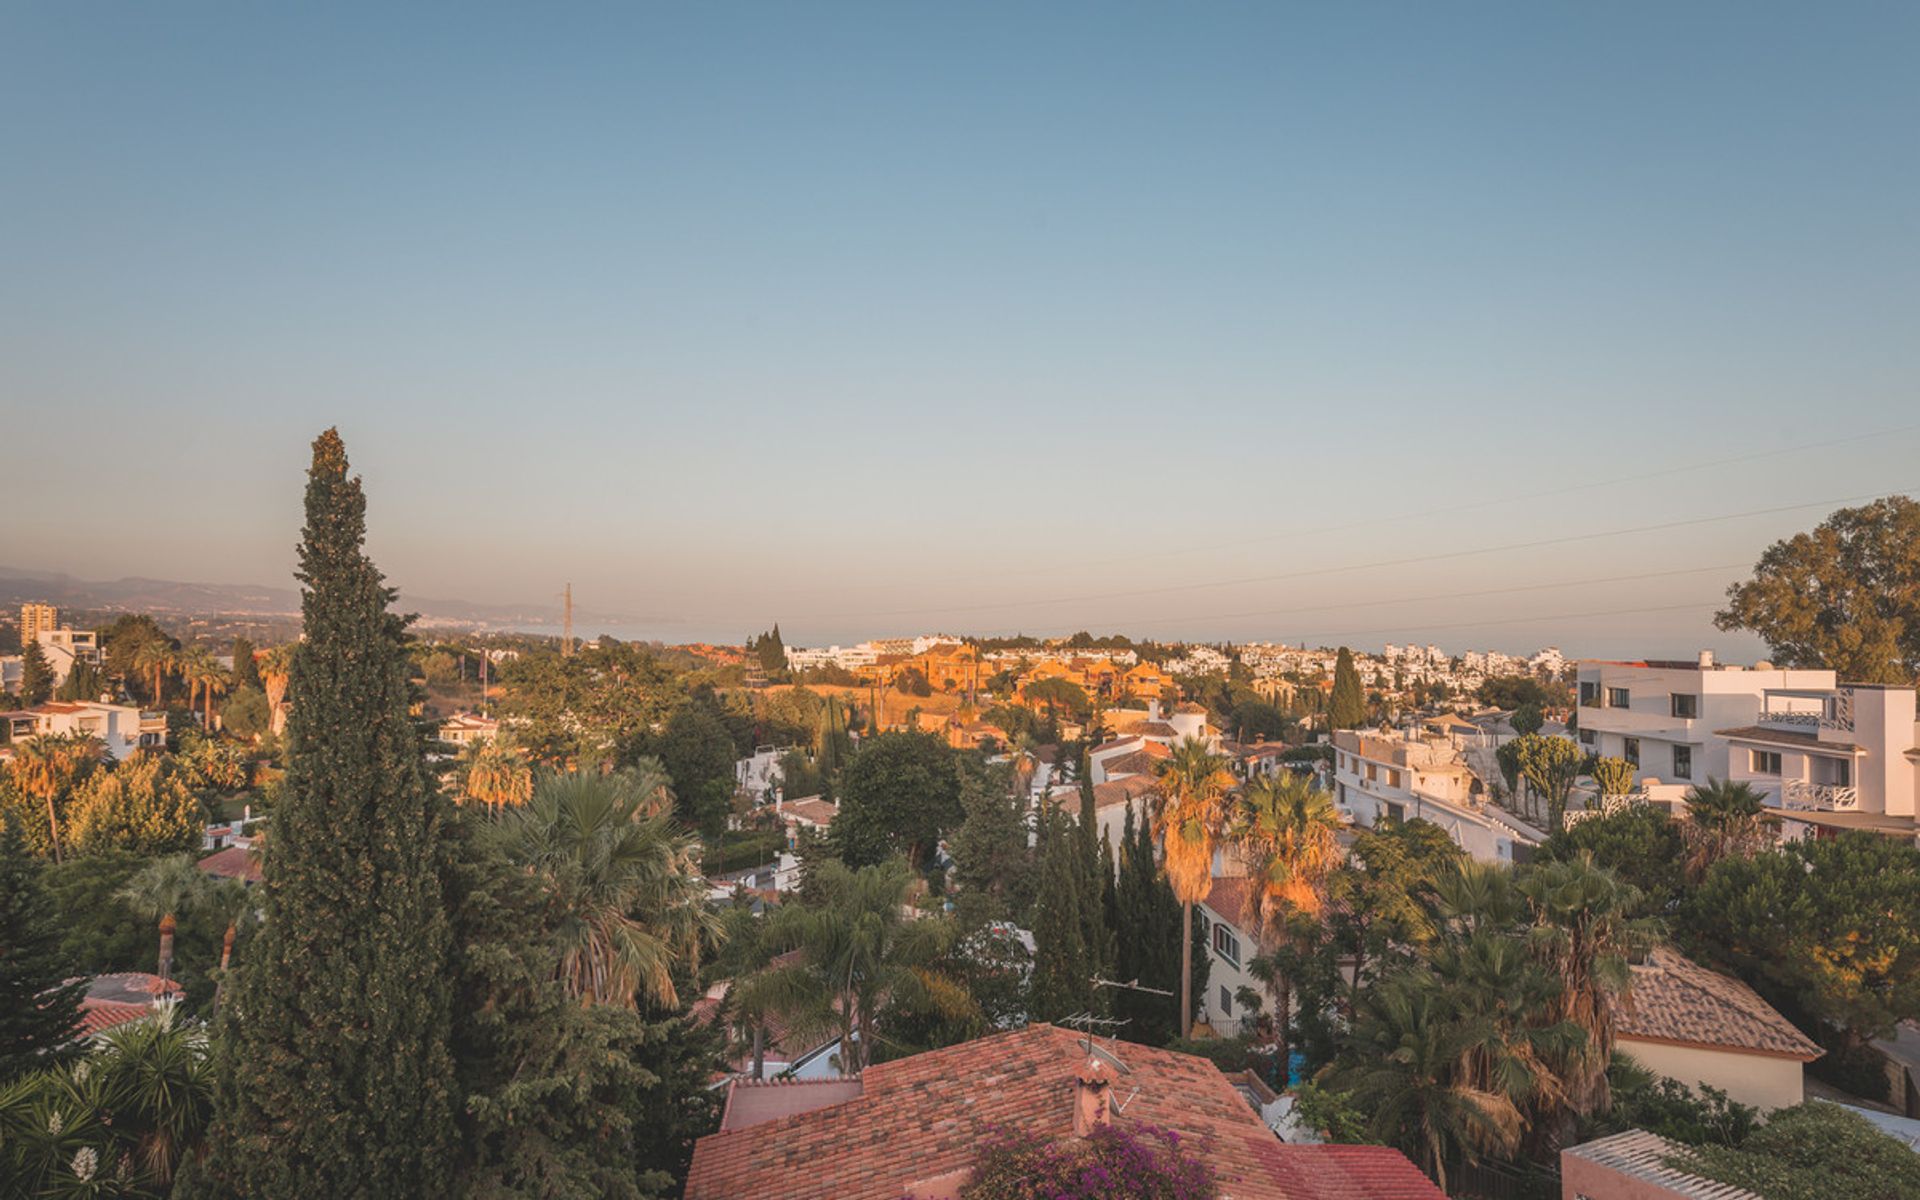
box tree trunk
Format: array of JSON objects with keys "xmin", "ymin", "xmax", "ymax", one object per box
[
  {"xmin": 44, "ymin": 795, "xmax": 62, "ymax": 865},
  {"xmin": 1277, "ymin": 976, "xmax": 1293, "ymax": 1086},
  {"xmin": 213, "ymin": 922, "xmax": 237, "ymax": 1016},
  {"xmin": 158, "ymin": 913, "xmax": 177, "ymax": 981},
  {"xmin": 751, "ymin": 1024, "xmax": 765, "ymax": 1080},
  {"xmin": 1180, "ymin": 900, "xmax": 1194, "ymax": 1039}
]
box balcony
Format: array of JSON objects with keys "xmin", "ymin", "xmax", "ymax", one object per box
[
  {"xmin": 1758, "ymin": 687, "xmax": 1855, "ymax": 735},
  {"xmin": 1778, "ymin": 780, "xmax": 1860, "ymax": 812}
]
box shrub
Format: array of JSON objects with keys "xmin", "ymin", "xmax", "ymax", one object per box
[{"xmin": 960, "ymin": 1122, "xmax": 1218, "ymax": 1200}]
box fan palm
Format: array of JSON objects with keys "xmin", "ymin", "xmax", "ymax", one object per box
[
  {"xmin": 259, "ymin": 642, "xmax": 296, "ymax": 735},
  {"xmin": 1153, "ymin": 737, "xmax": 1236, "ymax": 1037},
  {"xmin": 730, "ymin": 857, "xmax": 972, "ymax": 1073},
  {"xmin": 1231, "ymin": 771, "xmax": 1343, "ymax": 1062},
  {"xmin": 1681, "ymin": 778, "xmax": 1770, "ymax": 883},
  {"xmin": 7, "ymin": 732, "xmax": 105, "ymax": 863},
  {"xmin": 134, "ymin": 637, "xmax": 177, "ymax": 707},
  {"xmin": 176, "ymin": 648, "xmax": 229, "ymax": 728},
  {"xmin": 495, "ymin": 768, "xmax": 718, "ymax": 1009},
  {"xmin": 1331, "ymin": 975, "xmax": 1525, "ymax": 1192},
  {"xmin": 117, "ymin": 853, "xmax": 214, "ymax": 983},
  {"xmin": 206, "ymin": 877, "xmax": 259, "ymax": 1014},
  {"xmin": 1515, "ymin": 853, "xmax": 1648, "ymax": 1129},
  {"xmin": 455, "ymin": 737, "xmax": 533, "ymax": 814}
]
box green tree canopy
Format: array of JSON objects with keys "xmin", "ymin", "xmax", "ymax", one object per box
[
  {"xmin": 0, "ymin": 819, "xmax": 85, "ymax": 1081},
  {"xmin": 199, "ymin": 428, "xmax": 458, "ymax": 1198},
  {"xmin": 18, "ymin": 639, "xmax": 53, "ymax": 707},
  {"xmin": 1327, "ymin": 648, "xmax": 1365, "ymax": 729},
  {"xmin": 1715, "ymin": 495, "xmax": 1920, "ymax": 684},
  {"xmin": 833, "ymin": 730, "xmax": 962, "ymax": 868}
]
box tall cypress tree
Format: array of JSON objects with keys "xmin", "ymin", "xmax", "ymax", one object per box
[
  {"xmin": 1110, "ymin": 803, "xmax": 1186, "ymax": 1046},
  {"xmin": 19, "ymin": 638, "xmax": 53, "ymax": 706},
  {"xmin": 0, "ymin": 819, "xmax": 84, "ymax": 1080},
  {"xmin": 198, "ymin": 430, "xmax": 456, "ymax": 1198},
  {"xmin": 1328, "ymin": 646, "xmax": 1365, "ymax": 730},
  {"xmin": 1028, "ymin": 805, "xmax": 1093, "ymax": 1022},
  {"xmin": 1075, "ymin": 766, "xmax": 1113, "ymax": 987}
]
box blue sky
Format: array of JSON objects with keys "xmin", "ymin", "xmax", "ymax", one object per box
[{"xmin": 3, "ymin": 3, "xmax": 1916, "ymax": 655}]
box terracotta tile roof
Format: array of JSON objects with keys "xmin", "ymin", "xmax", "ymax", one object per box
[
  {"xmin": 75, "ymin": 973, "xmax": 182, "ymax": 1038},
  {"xmin": 683, "ymin": 1023, "xmax": 1441, "ymax": 1200},
  {"xmin": 1713, "ymin": 725, "xmax": 1863, "ymax": 753},
  {"xmin": 78, "ymin": 999, "xmax": 154, "ymax": 1038},
  {"xmin": 1089, "ymin": 774, "xmax": 1159, "ymax": 810},
  {"xmin": 197, "ymin": 845, "xmax": 263, "ymax": 883},
  {"xmin": 1101, "ymin": 749, "xmax": 1160, "ymax": 779},
  {"xmin": 1202, "ymin": 875, "xmax": 1259, "ymax": 929},
  {"xmin": 719, "ymin": 1078, "xmax": 866, "ymax": 1132},
  {"xmin": 781, "ymin": 797, "xmax": 838, "ymax": 827},
  {"xmin": 1618, "ymin": 949, "xmax": 1823, "ymax": 1060},
  {"xmin": 1090, "ymin": 735, "xmax": 1144, "ymax": 755},
  {"xmin": 1137, "ymin": 721, "xmax": 1179, "ymax": 738}
]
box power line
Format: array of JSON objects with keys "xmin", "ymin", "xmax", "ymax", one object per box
[
  {"xmin": 842, "ymin": 485, "xmax": 1915, "ymax": 621},
  {"xmin": 1282, "ymin": 600, "xmax": 1721, "ymax": 644},
  {"xmin": 1115, "ymin": 562, "xmax": 1749, "ymax": 632}
]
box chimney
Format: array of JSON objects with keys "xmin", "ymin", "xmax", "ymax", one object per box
[
  {"xmin": 1147, "ymin": 697, "xmax": 1162, "ymax": 722},
  {"xmin": 1073, "ymin": 1056, "xmax": 1114, "ymax": 1137},
  {"xmin": 1698, "ymin": 650, "xmax": 1715, "ymax": 669}
]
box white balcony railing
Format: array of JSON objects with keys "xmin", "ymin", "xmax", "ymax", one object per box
[{"xmin": 1780, "ymin": 781, "xmax": 1859, "ymax": 812}]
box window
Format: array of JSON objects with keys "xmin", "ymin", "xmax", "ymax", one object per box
[
  {"xmin": 1388, "ymin": 769, "xmax": 1403, "ymax": 789},
  {"xmin": 1212, "ymin": 924, "xmax": 1240, "ymax": 967},
  {"xmin": 1579, "ymin": 681, "xmax": 1600, "ymax": 707},
  {"xmin": 1624, "ymin": 738, "xmax": 1640, "ymax": 768},
  {"xmin": 1606, "ymin": 687, "xmax": 1630, "ymax": 709},
  {"xmin": 1750, "ymin": 749, "xmax": 1782, "ymax": 775},
  {"xmin": 1578, "ymin": 728, "xmax": 1596, "ymax": 746},
  {"xmin": 1219, "ymin": 986, "xmax": 1233, "ymax": 1018},
  {"xmin": 1673, "ymin": 745, "xmax": 1692, "ymax": 779},
  {"xmin": 1670, "ymin": 693, "xmax": 1699, "ymax": 719}
]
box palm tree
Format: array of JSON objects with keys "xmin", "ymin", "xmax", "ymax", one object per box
[
  {"xmin": 259, "ymin": 642, "xmax": 296, "ymax": 735},
  {"xmin": 1007, "ymin": 734, "xmax": 1037, "ymax": 802},
  {"xmin": 1231, "ymin": 771, "xmax": 1343, "ymax": 1063},
  {"xmin": 205, "ymin": 877, "xmax": 259, "ymax": 1015},
  {"xmin": 117, "ymin": 854, "xmax": 213, "ymax": 984},
  {"xmin": 1153, "ymin": 737, "xmax": 1236, "ymax": 1038},
  {"xmin": 1681, "ymin": 778, "xmax": 1770, "ymax": 882},
  {"xmin": 1515, "ymin": 852, "xmax": 1647, "ymax": 1134},
  {"xmin": 1331, "ymin": 975, "xmax": 1524, "ymax": 1192},
  {"xmin": 730, "ymin": 857, "xmax": 972, "ymax": 1073},
  {"xmin": 495, "ymin": 768, "xmax": 718, "ymax": 1009},
  {"xmin": 7, "ymin": 732, "xmax": 105, "ymax": 863},
  {"xmin": 176, "ymin": 648, "xmax": 228, "ymax": 728},
  {"xmin": 134, "ymin": 637, "xmax": 177, "ymax": 708},
  {"xmin": 455, "ymin": 737, "xmax": 533, "ymax": 814}
]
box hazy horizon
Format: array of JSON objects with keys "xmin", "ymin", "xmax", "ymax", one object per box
[{"xmin": 5, "ymin": 4, "xmax": 1915, "ymax": 658}]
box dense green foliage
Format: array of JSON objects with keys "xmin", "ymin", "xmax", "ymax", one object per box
[
  {"xmin": 1327, "ymin": 647, "xmax": 1365, "ymax": 729},
  {"xmin": 1669, "ymin": 1102, "xmax": 1920, "ymax": 1200},
  {"xmin": 196, "ymin": 430, "xmax": 460, "ymax": 1198},
  {"xmin": 1715, "ymin": 495, "xmax": 1920, "ymax": 684},
  {"xmin": 0, "ymin": 821, "xmax": 84, "ymax": 1083},
  {"xmin": 832, "ymin": 731, "xmax": 962, "ymax": 868}
]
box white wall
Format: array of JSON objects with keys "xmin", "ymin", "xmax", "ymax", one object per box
[{"xmin": 1616, "ymin": 1037, "xmax": 1805, "ymax": 1112}]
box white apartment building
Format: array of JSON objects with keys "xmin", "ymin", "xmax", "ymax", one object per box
[
  {"xmin": 784, "ymin": 644, "xmax": 881, "ymax": 672},
  {"xmin": 1574, "ymin": 654, "xmax": 1836, "ymax": 791},
  {"xmin": 1717, "ymin": 682, "xmax": 1919, "ymax": 841},
  {"xmin": 1332, "ymin": 727, "xmax": 1535, "ymax": 862},
  {"xmin": 2, "ymin": 701, "xmax": 164, "ymax": 761}
]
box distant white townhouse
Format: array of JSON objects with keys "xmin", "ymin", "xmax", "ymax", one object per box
[
  {"xmin": 1332, "ymin": 727, "xmax": 1535, "ymax": 863},
  {"xmin": 2, "ymin": 700, "xmax": 163, "ymax": 761},
  {"xmin": 1575, "ymin": 653, "xmax": 1836, "ymax": 792},
  {"xmin": 1716, "ymin": 681, "xmax": 1919, "ymax": 842}
]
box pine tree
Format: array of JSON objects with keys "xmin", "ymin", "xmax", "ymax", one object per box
[
  {"xmin": 197, "ymin": 430, "xmax": 457, "ymax": 1198},
  {"xmin": 1328, "ymin": 646, "xmax": 1365, "ymax": 730},
  {"xmin": 0, "ymin": 818, "xmax": 84, "ymax": 1080},
  {"xmin": 19, "ymin": 638, "xmax": 53, "ymax": 706}
]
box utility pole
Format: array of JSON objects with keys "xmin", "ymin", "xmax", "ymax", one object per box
[{"xmin": 561, "ymin": 582, "xmax": 575, "ymax": 657}]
